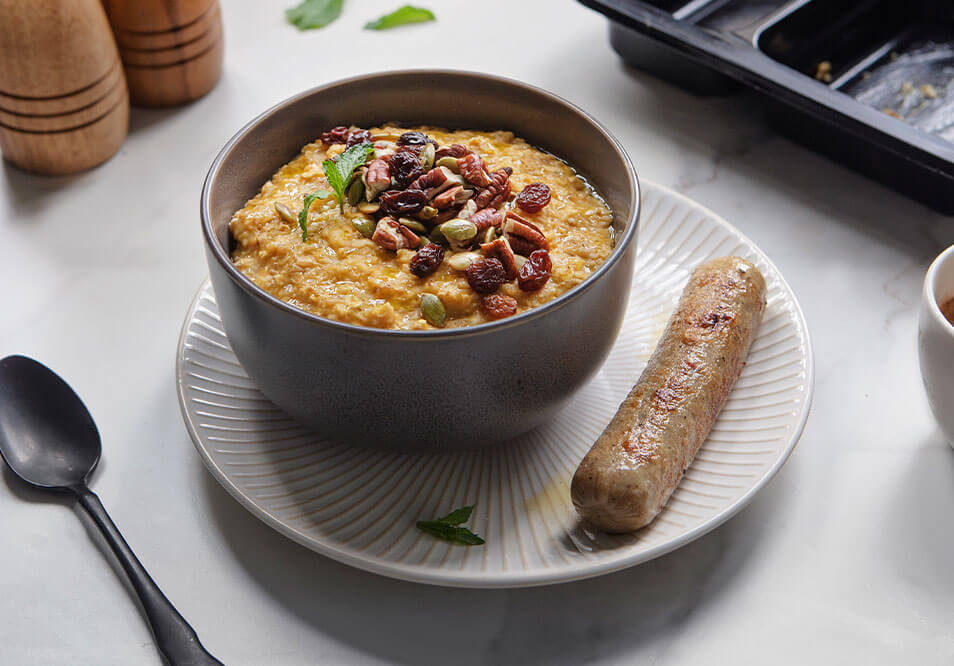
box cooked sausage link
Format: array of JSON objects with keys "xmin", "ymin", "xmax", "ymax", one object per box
[{"xmin": 571, "ymin": 256, "xmax": 767, "ymax": 533}]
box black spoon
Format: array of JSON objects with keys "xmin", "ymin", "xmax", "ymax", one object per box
[{"xmin": 0, "ymin": 355, "xmax": 222, "ymax": 666}]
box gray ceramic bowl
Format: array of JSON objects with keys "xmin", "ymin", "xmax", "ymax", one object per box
[{"xmin": 202, "ymin": 70, "xmax": 639, "ymax": 450}]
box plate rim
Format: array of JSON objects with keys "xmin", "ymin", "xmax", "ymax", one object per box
[{"xmin": 176, "ymin": 179, "xmax": 815, "ymax": 588}]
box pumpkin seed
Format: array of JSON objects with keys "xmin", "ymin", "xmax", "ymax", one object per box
[
  {"xmin": 357, "ymin": 202, "xmax": 380, "ymax": 215},
  {"xmin": 447, "ymin": 251, "xmax": 482, "ymax": 271},
  {"xmin": 428, "ymin": 226, "xmax": 447, "ymax": 244},
  {"xmin": 419, "ymin": 205, "xmax": 438, "ymax": 220},
  {"xmin": 352, "ymin": 216, "xmax": 376, "ymax": 239},
  {"xmin": 480, "ymin": 226, "xmax": 496, "ymax": 244},
  {"xmin": 419, "ymin": 143, "xmax": 436, "ymax": 171},
  {"xmin": 514, "ymin": 254, "xmax": 528, "ymax": 271},
  {"xmin": 399, "ymin": 217, "xmax": 428, "ymax": 234},
  {"xmin": 347, "ymin": 179, "xmax": 365, "ymax": 207},
  {"xmin": 420, "ymin": 293, "xmax": 446, "ymax": 328},
  {"xmin": 439, "ymin": 219, "xmax": 477, "ymax": 242},
  {"xmin": 274, "ymin": 203, "xmax": 297, "ymax": 225},
  {"xmin": 435, "ymin": 156, "xmax": 460, "ymax": 172}
]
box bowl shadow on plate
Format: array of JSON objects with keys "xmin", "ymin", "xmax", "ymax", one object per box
[{"xmin": 198, "ymin": 452, "xmax": 790, "ymax": 665}]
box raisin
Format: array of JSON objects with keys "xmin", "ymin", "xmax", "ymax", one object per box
[
  {"xmin": 465, "ymin": 258, "xmax": 507, "ymax": 294},
  {"xmin": 409, "ymin": 243, "xmax": 445, "ymax": 278},
  {"xmin": 517, "ymin": 250, "xmax": 551, "ymax": 291},
  {"xmin": 387, "ymin": 151, "xmax": 424, "ymax": 188},
  {"xmin": 515, "ymin": 183, "xmax": 552, "ymax": 213},
  {"xmin": 397, "ymin": 131, "xmax": 436, "ymax": 146},
  {"xmin": 379, "ymin": 189, "xmax": 428, "ymax": 217},
  {"xmin": 320, "ymin": 126, "xmax": 350, "ymax": 144},
  {"xmin": 346, "ymin": 129, "xmax": 372, "ymax": 147},
  {"xmin": 481, "ymin": 294, "xmax": 518, "ymax": 319}
]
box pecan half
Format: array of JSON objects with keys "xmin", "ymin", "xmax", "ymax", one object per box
[
  {"xmin": 409, "ymin": 165, "xmax": 447, "ymax": 191},
  {"xmin": 474, "ymin": 167, "xmax": 512, "ymax": 209},
  {"xmin": 431, "ymin": 185, "xmax": 473, "ymax": 210},
  {"xmin": 470, "ymin": 207, "xmax": 504, "ymax": 232},
  {"xmin": 435, "ymin": 144, "xmax": 471, "ymax": 159},
  {"xmin": 458, "ymin": 199, "xmax": 478, "ymax": 220},
  {"xmin": 480, "ymin": 237, "xmax": 518, "ymax": 280},
  {"xmin": 373, "ymin": 141, "xmax": 397, "ymax": 161},
  {"xmin": 503, "ymin": 211, "xmax": 549, "ymax": 255},
  {"xmin": 372, "ymin": 217, "xmax": 420, "ymax": 251},
  {"xmin": 363, "ymin": 159, "xmax": 391, "ymax": 201},
  {"xmin": 457, "ymin": 152, "xmax": 491, "ymax": 187}
]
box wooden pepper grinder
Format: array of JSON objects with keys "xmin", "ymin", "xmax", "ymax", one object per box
[
  {"xmin": 101, "ymin": 0, "xmax": 224, "ymax": 108},
  {"xmin": 0, "ymin": 0, "xmax": 129, "ymax": 175}
]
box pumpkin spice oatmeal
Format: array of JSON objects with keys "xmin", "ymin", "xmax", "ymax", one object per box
[{"xmin": 229, "ymin": 125, "xmax": 614, "ymax": 329}]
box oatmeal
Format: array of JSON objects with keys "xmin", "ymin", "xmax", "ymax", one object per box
[{"xmin": 229, "ymin": 126, "xmax": 614, "ymax": 329}]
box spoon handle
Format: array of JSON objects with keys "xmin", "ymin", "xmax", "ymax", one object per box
[{"xmin": 72, "ymin": 485, "xmax": 223, "ymax": 666}]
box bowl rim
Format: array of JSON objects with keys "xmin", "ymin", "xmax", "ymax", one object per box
[
  {"xmin": 924, "ymin": 243, "xmax": 954, "ymax": 339},
  {"xmin": 201, "ymin": 69, "xmax": 640, "ymax": 339}
]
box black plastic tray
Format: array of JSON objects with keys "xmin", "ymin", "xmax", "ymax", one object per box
[{"xmin": 581, "ymin": 0, "xmax": 954, "ymax": 213}]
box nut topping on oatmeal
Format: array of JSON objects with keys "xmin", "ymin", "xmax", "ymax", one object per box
[
  {"xmin": 457, "ymin": 152, "xmax": 491, "ymax": 187},
  {"xmin": 480, "ymin": 237, "xmax": 518, "ymax": 281},
  {"xmin": 435, "ymin": 143, "xmax": 470, "ymax": 159},
  {"xmin": 372, "ymin": 217, "xmax": 421, "ymax": 251},
  {"xmin": 363, "ymin": 159, "xmax": 391, "ymax": 200},
  {"xmin": 474, "ymin": 167, "xmax": 512, "ymax": 209},
  {"xmin": 230, "ymin": 125, "xmax": 613, "ymax": 330},
  {"xmin": 314, "ymin": 128, "xmax": 559, "ymax": 320},
  {"xmin": 470, "ymin": 208, "xmax": 503, "ymax": 232},
  {"xmin": 503, "ymin": 212, "xmax": 550, "ymax": 256}
]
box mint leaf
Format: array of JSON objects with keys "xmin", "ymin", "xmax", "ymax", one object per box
[
  {"xmin": 416, "ymin": 505, "xmax": 484, "ymax": 546},
  {"xmin": 322, "ymin": 142, "xmax": 373, "ymax": 212},
  {"xmin": 416, "ymin": 521, "xmax": 485, "ymax": 546},
  {"xmin": 298, "ymin": 190, "xmax": 332, "ymax": 240},
  {"xmin": 286, "ymin": 0, "xmax": 343, "ymax": 30},
  {"xmin": 435, "ymin": 505, "xmax": 474, "ymax": 526},
  {"xmin": 364, "ymin": 5, "xmax": 435, "ymax": 30}
]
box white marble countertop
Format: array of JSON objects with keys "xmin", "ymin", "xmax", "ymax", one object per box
[{"xmin": 3, "ymin": 1, "xmax": 953, "ymax": 664}]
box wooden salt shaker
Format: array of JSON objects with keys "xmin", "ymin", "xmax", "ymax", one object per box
[
  {"xmin": 0, "ymin": 0, "xmax": 129, "ymax": 175},
  {"xmin": 102, "ymin": 0, "xmax": 224, "ymax": 108}
]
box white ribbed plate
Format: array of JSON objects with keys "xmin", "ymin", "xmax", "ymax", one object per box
[{"xmin": 177, "ymin": 181, "xmax": 813, "ymax": 588}]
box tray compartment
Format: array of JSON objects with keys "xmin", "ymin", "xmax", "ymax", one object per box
[
  {"xmin": 755, "ymin": 0, "xmax": 904, "ymax": 84},
  {"xmin": 841, "ymin": 36, "xmax": 954, "ymax": 143}
]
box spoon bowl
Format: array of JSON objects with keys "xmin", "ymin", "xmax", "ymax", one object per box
[
  {"xmin": 0, "ymin": 355, "xmax": 221, "ymax": 666},
  {"xmin": 0, "ymin": 356, "xmax": 100, "ymax": 489}
]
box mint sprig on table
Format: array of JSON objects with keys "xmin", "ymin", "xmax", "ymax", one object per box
[
  {"xmin": 286, "ymin": 0, "xmax": 343, "ymax": 30},
  {"xmin": 416, "ymin": 505, "xmax": 485, "ymax": 546},
  {"xmin": 364, "ymin": 6, "xmax": 436, "ymax": 30},
  {"xmin": 298, "ymin": 142, "xmax": 373, "ymax": 240},
  {"xmin": 285, "ymin": 0, "xmax": 435, "ymax": 31}
]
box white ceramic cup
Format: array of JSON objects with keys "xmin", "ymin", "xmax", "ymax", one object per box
[{"xmin": 919, "ymin": 244, "xmax": 954, "ymax": 445}]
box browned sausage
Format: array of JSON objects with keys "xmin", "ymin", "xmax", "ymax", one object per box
[{"xmin": 571, "ymin": 256, "xmax": 767, "ymax": 533}]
